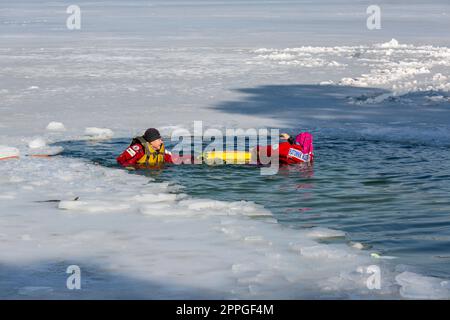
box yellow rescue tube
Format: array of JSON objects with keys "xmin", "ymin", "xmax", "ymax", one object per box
[{"xmin": 202, "ymin": 151, "xmax": 253, "ymax": 164}]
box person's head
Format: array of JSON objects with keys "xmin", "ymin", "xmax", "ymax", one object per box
[{"xmin": 144, "ymin": 128, "xmax": 163, "ymax": 151}]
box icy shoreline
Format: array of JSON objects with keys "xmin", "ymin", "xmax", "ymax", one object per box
[
  {"xmin": 1, "ymin": 0, "xmax": 450, "ymax": 299},
  {"xmin": 1, "ymin": 36, "xmax": 450, "ymax": 297},
  {"xmin": 1, "ymin": 134, "xmax": 449, "ymax": 299}
]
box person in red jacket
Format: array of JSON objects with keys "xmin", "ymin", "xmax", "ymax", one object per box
[
  {"xmin": 255, "ymin": 132, "xmax": 314, "ymax": 165},
  {"xmin": 116, "ymin": 128, "xmax": 172, "ymax": 168},
  {"xmin": 280, "ymin": 132, "xmax": 314, "ymax": 163}
]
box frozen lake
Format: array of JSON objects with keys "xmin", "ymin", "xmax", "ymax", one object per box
[{"xmin": 1, "ymin": 0, "xmax": 450, "ymax": 299}]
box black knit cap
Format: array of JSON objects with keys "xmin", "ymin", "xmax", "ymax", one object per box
[{"xmin": 143, "ymin": 128, "xmax": 161, "ymax": 142}]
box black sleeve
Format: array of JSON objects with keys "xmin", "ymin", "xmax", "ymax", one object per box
[{"xmin": 131, "ymin": 138, "xmax": 142, "ymax": 147}]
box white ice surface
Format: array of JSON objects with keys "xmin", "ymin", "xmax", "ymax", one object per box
[
  {"xmin": 46, "ymin": 122, "xmax": 66, "ymax": 132},
  {"xmin": 28, "ymin": 137, "xmax": 46, "ymax": 149},
  {"xmin": 84, "ymin": 127, "xmax": 114, "ymax": 140},
  {"xmin": 252, "ymin": 39, "xmax": 450, "ymax": 101},
  {"xmin": 0, "ymin": 156, "xmax": 400, "ymax": 299},
  {"xmin": 26, "ymin": 146, "xmax": 64, "ymax": 156},
  {"xmin": 396, "ymin": 272, "xmax": 450, "ymax": 299},
  {"xmin": 1, "ymin": 0, "xmax": 450, "ymax": 299}
]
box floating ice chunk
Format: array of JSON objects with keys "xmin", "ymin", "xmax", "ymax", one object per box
[
  {"xmin": 140, "ymin": 205, "xmax": 189, "ymax": 216},
  {"xmin": 139, "ymin": 198, "xmax": 273, "ymax": 217},
  {"xmin": 131, "ymin": 193, "xmax": 178, "ymax": 203},
  {"xmin": 46, "ymin": 121, "xmax": 66, "ymax": 131},
  {"xmin": 254, "ymin": 41, "xmax": 450, "ymax": 103},
  {"xmin": 58, "ymin": 200, "xmax": 131, "ymax": 213},
  {"xmin": 254, "ymin": 47, "xmax": 346, "ymax": 68},
  {"xmin": 136, "ymin": 182, "xmax": 183, "ymax": 195},
  {"xmin": 27, "ymin": 146, "xmax": 64, "ymax": 156},
  {"xmin": 396, "ymin": 271, "xmax": 450, "ymax": 299},
  {"xmin": 254, "ymin": 48, "xmax": 271, "ymax": 53},
  {"xmin": 179, "ymin": 199, "xmax": 272, "ymax": 216},
  {"xmin": 181, "ymin": 199, "xmax": 231, "ymax": 211},
  {"xmin": 378, "ymin": 38, "xmax": 400, "ymax": 48},
  {"xmin": 27, "ymin": 86, "xmax": 39, "ymax": 90},
  {"xmin": 84, "ymin": 127, "xmax": 114, "ymax": 140},
  {"xmin": 292, "ymin": 244, "xmax": 355, "ymax": 259},
  {"xmin": 351, "ymin": 242, "xmax": 365, "ymax": 250},
  {"xmin": 27, "ymin": 136, "xmax": 63, "ymax": 156},
  {"xmin": 0, "ymin": 145, "xmax": 20, "ymax": 160},
  {"xmin": 305, "ymin": 227, "xmax": 346, "ymax": 239},
  {"xmin": 28, "ymin": 137, "xmax": 46, "ymax": 149}
]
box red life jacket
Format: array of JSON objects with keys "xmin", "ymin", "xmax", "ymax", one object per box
[
  {"xmin": 116, "ymin": 138, "xmax": 173, "ymax": 167},
  {"xmin": 116, "ymin": 143, "xmax": 146, "ymax": 167},
  {"xmin": 279, "ymin": 142, "xmax": 312, "ymax": 164},
  {"xmin": 256, "ymin": 142, "xmax": 311, "ymax": 165}
]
